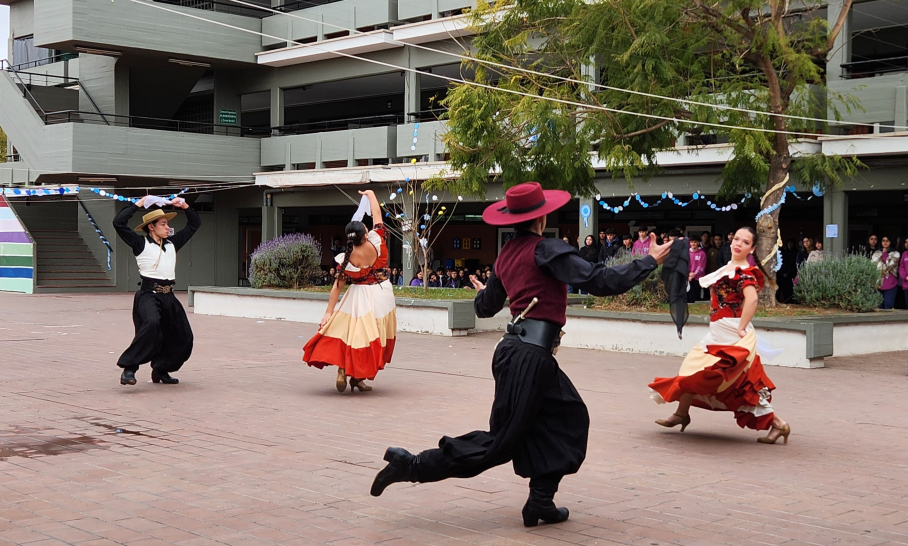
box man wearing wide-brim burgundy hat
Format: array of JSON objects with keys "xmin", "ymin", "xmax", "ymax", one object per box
[{"xmin": 371, "ymin": 182, "xmax": 672, "ymax": 526}]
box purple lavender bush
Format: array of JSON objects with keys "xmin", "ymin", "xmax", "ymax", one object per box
[{"xmin": 248, "ymin": 233, "xmax": 322, "ymax": 289}]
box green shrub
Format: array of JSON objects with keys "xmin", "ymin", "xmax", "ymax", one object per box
[
  {"xmin": 793, "ymin": 254, "xmax": 882, "ymax": 312},
  {"xmin": 249, "ymin": 233, "xmax": 322, "ymax": 290}
]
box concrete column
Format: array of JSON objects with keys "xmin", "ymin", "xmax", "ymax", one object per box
[
  {"xmin": 826, "ymin": 0, "xmax": 852, "ymax": 83},
  {"xmin": 270, "ymin": 87, "xmax": 284, "ymax": 130},
  {"xmin": 405, "ymin": 69, "xmax": 420, "ymax": 122},
  {"xmin": 578, "ymin": 197, "xmax": 598, "ymax": 249},
  {"xmin": 284, "ymin": 141, "xmax": 292, "ymax": 171},
  {"xmin": 348, "ymin": 134, "xmax": 356, "ymax": 167},
  {"xmin": 431, "ymin": 0, "xmax": 439, "ymax": 19},
  {"xmin": 823, "ymin": 188, "xmax": 849, "ymax": 257},
  {"xmin": 213, "ymin": 71, "xmax": 242, "ymax": 136},
  {"xmin": 262, "ymin": 200, "xmax": 283, "ymax": 243},
  {"xmin": 896, "ymin": 86, "xmax": 907, "ymax": 130}
]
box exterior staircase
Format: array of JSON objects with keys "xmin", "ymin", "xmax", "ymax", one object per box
[{"xmin": 31, "ymin": 230, "xmax": 114, "ymax": 292}]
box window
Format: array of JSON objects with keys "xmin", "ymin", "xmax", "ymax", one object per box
[{"xmin": 12, "ymin": 36, "xmax": 53, "ymax": 68}]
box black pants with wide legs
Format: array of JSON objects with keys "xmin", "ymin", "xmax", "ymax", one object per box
[
  {"xmin": 117, "ymin": 290, "xmax": 194, "ymax": 373},
  {"xmin": 416, "ymin": 337, "xmax": 589, "ymax": 487}
]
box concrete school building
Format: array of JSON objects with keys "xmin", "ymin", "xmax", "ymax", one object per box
[{"xmin": 0, "ymin": 0, "xmax": 907, "ymax": 293}]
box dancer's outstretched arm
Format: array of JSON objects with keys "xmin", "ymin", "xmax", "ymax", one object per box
[{"xmin": 536, "ymin": 233, "xmax": 671, "ymax": 297}]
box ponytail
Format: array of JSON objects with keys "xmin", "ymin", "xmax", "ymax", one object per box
[
  {"xmin": 336, "ymin": 221, "xmax": 367, "ymax": 280},
  {"xmin": 739, "ymin": 226, "xmax": 778, "ymax": 290}
]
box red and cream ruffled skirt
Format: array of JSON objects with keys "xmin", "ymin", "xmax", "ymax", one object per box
[
  {"xmin": 303, "ymin": 280, "xmax": 396, "ymax": 380},
  {"xmin": 649, "ymin": 318, "xmax": 776, "ymax": 431}
]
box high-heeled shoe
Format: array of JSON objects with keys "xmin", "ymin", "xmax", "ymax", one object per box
[
  {"xmin": 655, "ymin": 413, "xmax": 691, "ymax": 432},
  {"xmin": 757, "ymin": 423, "xmax": 791, "ymax": 444},
  {"xmin": 350, "ymin": 379, "xmax": 372, "ymax": 392},
  {"xmin": 336, "ymin": 368, "xmax": 347, "ymax": 392}
]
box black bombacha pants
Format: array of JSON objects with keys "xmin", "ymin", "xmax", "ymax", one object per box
[
  {"xmin": 117, "ymin": 289, "xmax": 194, "ymax": 373},
  {"xmin": 416, "ymin": 337, "xmax": 589, "ymax": 484}
]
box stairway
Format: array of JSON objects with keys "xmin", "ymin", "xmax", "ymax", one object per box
[{"xmin": 31, "ymin": 230, "xmax": 115, "ymax": 292}]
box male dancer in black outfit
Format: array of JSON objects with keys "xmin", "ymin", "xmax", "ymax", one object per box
[
  {"xmin": 112, "ymin": 196, "xmax": 201, "ymax": 386},
  {"xmin": 371, "ymin": 182, "xmax": 671, "ymax": 526}
]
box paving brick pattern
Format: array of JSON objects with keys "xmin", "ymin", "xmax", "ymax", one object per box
[{"xmin": 1, "ymin": 292, "xmax": 907, "ymax": 546}]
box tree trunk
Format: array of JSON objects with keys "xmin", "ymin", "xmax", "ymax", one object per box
[{"xmin": 755, "ymin": 154, "xmax": 789, "ymax": 307}]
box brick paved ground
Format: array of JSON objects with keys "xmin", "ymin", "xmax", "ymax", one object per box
[{"xmin": 1, "ymin": 292, "xmax": 907, "ymax": 546}]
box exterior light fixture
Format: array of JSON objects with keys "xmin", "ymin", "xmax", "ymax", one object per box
[
  {"xmin": 74, "ymin": 46, "xmax": 122, "ymax": 57},
  {"xmin": 77, "ymin": 177, "xmax": 118, "ymax": 183}
]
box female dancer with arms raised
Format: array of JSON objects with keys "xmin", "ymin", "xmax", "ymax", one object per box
[
  {"xmin": 303, "ymin": 189, "xmax": 396, "ymax": 393},
  {"xmin": 649, "ymin": 227, "xmax": 791, "ymax": 444}
]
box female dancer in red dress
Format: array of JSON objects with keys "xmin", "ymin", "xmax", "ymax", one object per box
[
  {"xmin": 649, "ymin": 227, "xmax": 791, "ymax": 444},
  {"xmin": 303, "ymin": 190, "xmax": 396, "ymax": 393}
]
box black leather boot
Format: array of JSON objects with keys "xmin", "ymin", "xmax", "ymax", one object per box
[
  {"xmin": 151, "ymin": 370, "xmax": 179, "ymax": 384},
  {"xmin": 521, "ymin": 475, "xmax": 569, "ymax": 527},
  {"xmin": 120, "ymin": 368, "xmax": 137, "ymax": 386},
  {"xmin": 370, "ymin": 447, "xmax": 418, "ymax": 497}
]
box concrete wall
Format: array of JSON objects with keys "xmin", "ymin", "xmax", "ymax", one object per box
[
  {"xmin": 33, "ymin": 0, "xmax": 263, "ymax": 64},
  {"xmin": 829, "ymin": 73, "xmax": 908, "ymax": 125},
  {"xmin": 261, "ymin": 126, "xmax": 396, "ymax": 167},
  {"xmin": 261, "ymin": 0, "xmax": 398, "ymax": 48},
  {"xmin": 399, "ymin": 0, "xmax": 475, "ymax": 20},
  {"xmin": 77, "ymin": 192, "xmax": 123, "ymax": 288},
  {"xmin": 397, "ymin": 120, "xmax": 446, "ymax": 158}
]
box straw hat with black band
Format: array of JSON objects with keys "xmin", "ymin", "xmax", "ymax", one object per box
[{"xmin": 134, "ymin": 209, "xmax": 178, "ymax": 233}]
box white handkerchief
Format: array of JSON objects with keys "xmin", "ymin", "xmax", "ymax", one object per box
[
  {"xmin": 351, "ymin": 195, "xmax": 371, "ymax": 222},
  {"xmin": 143, "ymin": 195, "xmax": 171, "ymax": 209}
]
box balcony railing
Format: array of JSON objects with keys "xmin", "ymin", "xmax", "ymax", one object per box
[
  {"xmin": 407, "ymin": 108, "xmax": 449, "ymax": 122},
  {"xmin": 272, "ymin": 0, "xmax": 346, "ymax": 12},
  {"xmin": 41, "ymin": 110, "xmax": 260, "ymax": 137},
  {"xmin": 154, "ymin": 0, "xmax": 272, "ymax": 18},
  {"xmin": 273, "ymin": 113, "xmax": 405, "ymax": 135},
  {"xmin": 9, "ymin": 53, "xmax": 79, "ymax": 72},
  {"xmin": 841, "ymin": 55, "xmax": 908, "ymax": 79}
]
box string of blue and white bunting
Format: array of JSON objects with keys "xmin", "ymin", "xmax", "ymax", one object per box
[{"xmin": 3, "ymin": 186, "xmax": 188, "ymax": 202}]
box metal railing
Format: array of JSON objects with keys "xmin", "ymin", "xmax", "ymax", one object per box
[
  {"xmin": 154, "ymin": 0, "xmax": 272, "ymax": 18},
  {"xmin": 273, "ymin": 113, "xmax": 406, "ymax": 135},
  {"xmin": 2, "ymin": 62, "xmax": 110, "ymax": 125},
  {"xmin": 841, "ymin": 55, "xmax": 908, "ymax": 79},
  {"xmin": 42, "ymin": 110, "xmax": 255, "ymax": 137},
  {"xmin": 407, "ymin": 108, "xmax": 449, "ymax": 122},
  {"xmin": 273, "ymin": 0, "xmax": 346, "ymax": 12},
  {"xmin": 9, "ymin": 52, "xmax": 78, "ymax": 72}
]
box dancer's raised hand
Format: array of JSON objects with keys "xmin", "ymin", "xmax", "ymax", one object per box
[
  {"xmin": 648, "ymin": 233, "xmax": 672, "ymax": 265},
  {"xmin": 470, "ymin": 275, "xmax": 485, "ymax": 291}
]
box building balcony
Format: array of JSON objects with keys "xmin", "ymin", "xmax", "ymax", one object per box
[
  {"xmin": 399, "ymin": 0, "xmax": 475, "ymax": 21},
  {"xmin": 397, "ymin": 119, "xmax": 446, "ymax": 159},
  {"xmin": 261, "ymin": 119, "xmax": 399, "ymax": 169},
  {"xmin": 828, "ymin": 72, "xmax": 908, "ymax": 129},
  {"xmin": 33, "ymin": 0, "xmax": 263, "ymax": 64},
  {"xmin": 261, "ymin": 0, "xmax": 397, "ymax": 49}
]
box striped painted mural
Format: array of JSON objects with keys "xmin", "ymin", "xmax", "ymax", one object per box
[{"xmin": 0, "ymin": 194, "xmax": 34, "ymax": 294}]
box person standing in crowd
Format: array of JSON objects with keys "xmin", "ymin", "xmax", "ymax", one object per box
[
  {"xmin": 688, "ymin": 237, "xmax": 706, "ymax": 303},
  {"xmin": 598, "ymin": 228, "xmax": 621, "ymax": 263},
  {"xmin": 304, "ymin": 189, "xmax": 396, "ymax": 394},
  {"xmin": 796, "ymin": 237, "xmax": 814, "ymax": 269},
  {"xmin": 700, "ymin": 231, "xmax": 712, "ymax": 250},
  {"xmin": 900, "ymin": 238, "xmax": 908, "ymax": 309},
  {"xmin": 872, "ymin": 236, "xmax": 900, "ymax": 310},
  {"xmin": 369, "ymin": 182, "xmax": 673, "ymax": 527},
  {"xmin": 633, "ymin": 226, "xmax": 651, "ymax": 255},
  {"xmin": 389, "ymin": 267, "xmax": 403, "ymax": 286},
  {"xmin": 808, "ymin": 241, "xmax": 825, "ymax": 263},
  {"xmin": 112, "ymin": 196, "xmax": 200, "ymax": 386},
  {"xmin": 704, "ymin": 234, "xmax": 721, "ymax": 299},
  {"xmin": 329, "ymin": 237, "xmax": 345, "ymax": 261},
  {"xmin": 579, "ymin": 235, "xmax": 599, "ymax": 264},
  {"xmin": 650, "ymin": 227, "xmax": 791, "ymax": 444},
  {"xmin": 717, "ymin": 231, "xmax": 733, "ymax": 266},
  {"xmin": 618, "ymin": 234, "xmax": 634, "ymax": 258},
  {"xmin": 409, "ymin": 271, "xmax": 424, "ymax": 287},
  {"xmin": 860, "ymin": 234, "xmax": 880, "ymax": 257},
  {"xmin": 777, "ymin": 239, "xmax": 798, "ymax": 303}
]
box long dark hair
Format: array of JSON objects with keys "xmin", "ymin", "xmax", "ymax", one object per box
[
  {"xmin": 337, "ymin": 221, "xmax": 367, "ymax": 280},
  {"xmin": 738, "ymin": 226, "xmax": 778, "ymax": 290}
]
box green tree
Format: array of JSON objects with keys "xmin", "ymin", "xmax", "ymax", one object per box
[
  {"xmin": 0, "ymin": 127, "xmax": 7, "ymax": 163},
  {"xmin": 440, "ymin": 0, "xmax": 860, "ymax": 303}
]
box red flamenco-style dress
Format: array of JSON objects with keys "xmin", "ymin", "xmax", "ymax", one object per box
[
  {"xmin": 649, "ymin": 265, "xmax": 778, "ymax": 431},
  {"xmin": 303, "ymin": 224, "xmax": 397, "ymax": 380}
]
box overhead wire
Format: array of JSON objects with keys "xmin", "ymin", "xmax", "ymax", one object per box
[{"xmin": 227, "ymin": 0, "xmax": 908, "ymax": 131}]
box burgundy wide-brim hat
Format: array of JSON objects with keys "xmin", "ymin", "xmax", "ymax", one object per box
[{"xmin": 482, "ymin": 182, "xmax": 572, "ymax": 226}]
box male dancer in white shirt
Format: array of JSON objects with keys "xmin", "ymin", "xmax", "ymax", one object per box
[{"xmin": 112, "ymin": 196, "xmax": 201, "ymax": 386}]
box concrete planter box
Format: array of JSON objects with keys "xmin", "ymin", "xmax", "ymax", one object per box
[{"xmin": 188, "ymin": 287, "xmax": 908, "ymax": 368}]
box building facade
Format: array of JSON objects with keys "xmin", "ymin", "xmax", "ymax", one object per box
[{"xmin": 0, "ymin": 0, "xmax": 906, "ymax": 293}]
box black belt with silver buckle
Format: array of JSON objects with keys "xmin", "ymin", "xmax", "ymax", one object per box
[{"xmin": 505, "ymin": 318, "xmax": 562, "ymax": 353}]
